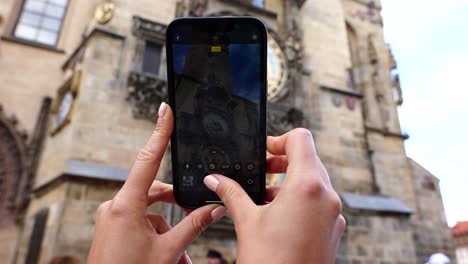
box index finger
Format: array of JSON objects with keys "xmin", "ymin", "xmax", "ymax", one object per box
[
  {"xmin": 268, "ymin": 128, "xmax": 319, "ymax": 186},
  {"xmin": 117, "ymin": 103, "xmax": 173, "ymax": 208}
]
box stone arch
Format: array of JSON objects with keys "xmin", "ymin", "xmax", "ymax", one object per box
[
  {"xmin": 346, "ymin": 21, "xmax": 360, "ymax": 67},
  {"xmin": 0, "ymin": 105, "xmax": 28, "ymax": 227},
  {"xmin": 345, "ymin": 21, "xmax": 362, "ymax": 92},
  {"xmin": 367, "ymin": 34, "xmax": 379, "ymax": 65}
]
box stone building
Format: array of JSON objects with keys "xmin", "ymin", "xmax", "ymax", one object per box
[
  {"xmin": 452, "ymin": 221, "xmax": 468, "ymax": 264},
  {"xmin": 0, "ymin": 0, "xmax": 455, "ymax": 263}
]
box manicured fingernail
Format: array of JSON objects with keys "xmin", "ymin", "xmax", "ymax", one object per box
[
  {"xmin": 158, "ymin": 102, "xmax": 167, "ymax": 118},
  {"xmin": 211, "ymin": 206, "xmax": 227, "ymax": 222},
  {"xmin": 182, "ymin": 252, "xmax": 192, "ymax": 264},
  {"xmin": 204, "ymin": 175, "xmax": 219, "ymax": 191}
]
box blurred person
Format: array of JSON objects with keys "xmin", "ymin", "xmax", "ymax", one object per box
[
  {"xmin": 425, "ymin": 253, "xmax": 451, "ymax": 264},
  {"xmin": 207, "ymin": 249, "xmax": 223, "ymax": 264},
  {"xmin": 49, "ymin": 256, "xmax": 79, "ymax": 264},
  {"xmin": 87, "ymin": 103, "xmax": 345, "ymax": 263}
]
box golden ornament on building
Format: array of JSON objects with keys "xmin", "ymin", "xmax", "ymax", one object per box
[{"xmin": 94, "ymin": 2, "xmax": 115, "ymax": 25}]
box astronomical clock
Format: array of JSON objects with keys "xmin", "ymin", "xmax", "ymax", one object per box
[{"xmin": 267, "ymin": 35, "xmax": 288, "ymax": 102}]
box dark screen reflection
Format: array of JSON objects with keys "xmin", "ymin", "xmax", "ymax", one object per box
[{"xmin": 173, "ymin": 43, "xmax": 261, "ymax": 195}]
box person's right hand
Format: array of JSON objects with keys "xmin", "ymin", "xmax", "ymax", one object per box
[{"xmin": 203, "ymin": 128, "xmax": 346, "ymax": 264}]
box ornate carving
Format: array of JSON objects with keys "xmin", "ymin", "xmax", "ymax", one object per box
[
  {"xmin": 284, "ymin": 20, "xmax": 303, "ymax": 65},
  {"xmin": 332, "ymin": 93, "xmax": 343, "ymax": 107},
  {"xmin": 15, "ymin": 98, "xmax": 51, "ymax": 218},
  {"xmin": 0, "ymin": 105, "xmax": 28, "ymax": 226},
  {"xmin": 285, "ymin": 35, "xmax": 302, "ymax": 63},
  {"xmin": 346, "ymin": 96, "xmax": 357, "ymax": 111},
  {"xmin": 388, "ymin": 45, "xmax": 397, "ymax": 69},
  {"xmin": 176, "ymin": 0, "xmax": 208, "ymax": 17},
  {"xmin": 392, "ymin": 74, "xmax": 403, "ymax": 105},
  {"xmin": 132, "ymin": 16, "xmax": 167, "ymax": 42},
  {"xmin": 267, "ymin": 105, "xmax": 304, "ymax": 136},
  {"xmin": 126, "ymin": 71, "xmax": 168, "ymax": 121},
  {"xmin": 348, "ymin": 0, "xmax": 382, "ymax": 25}
]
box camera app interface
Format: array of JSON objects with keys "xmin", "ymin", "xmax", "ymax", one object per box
[{"xmin": 171, "ymin": 23, "xmax": 263, "ymax": 198}]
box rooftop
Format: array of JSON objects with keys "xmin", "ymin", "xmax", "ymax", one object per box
[{"xmin": 451, "ymin": 221, "xmax": 468, "ymax": 237}]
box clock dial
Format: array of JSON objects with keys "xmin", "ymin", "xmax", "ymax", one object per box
[
  {"xmin": 267, "ymin": 36, "xmax": 288, "ymax": 101},
  {"xmin": 56, "ymin": 91, "xmax": 73, "ymax": 127},
  {"xmin": 202, "ymin": 112, "xmax": 229, "ymax": 138}
]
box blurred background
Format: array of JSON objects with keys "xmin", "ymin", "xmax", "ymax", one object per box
[{"xmin": 0, "ymin": 0, "xmax": 466, "ymax": 263}]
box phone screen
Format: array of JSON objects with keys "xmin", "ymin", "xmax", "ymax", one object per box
[{"xmin": 166, "ymin": 18, "xmax": 267, "ymax": 207}]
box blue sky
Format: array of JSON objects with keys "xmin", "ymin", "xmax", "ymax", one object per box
[{"xmin": 381, "ymin": 0, "xmax": 468, "ymax": 226}]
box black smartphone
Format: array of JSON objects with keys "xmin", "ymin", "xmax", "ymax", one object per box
[{"xmin": 166, "ymin": 17, "xmax": 267, "ymax": 208}]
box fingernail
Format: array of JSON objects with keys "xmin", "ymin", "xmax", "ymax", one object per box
[
  {"xmin": 158, "ymin": 102, "xmax": 167, "ymax": 118},
  {"xmin": 211, "ymin": 206, "xmax": 227, "ymax": 222},
  {"xmin": 182, "ymin": 252, "xmax": 192, "ymax": 264},
  {"xmin": 204, "ymin": 175, "xmax": 219, "ymax": 191}
]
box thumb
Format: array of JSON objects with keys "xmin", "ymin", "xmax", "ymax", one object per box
[
  {"xmin": 168, "ymin": 204, "xmax": 226, "ymax": 252},
  {"xmin": 203, "ymin": 174, "xmax": 255, "ymax": 222}
]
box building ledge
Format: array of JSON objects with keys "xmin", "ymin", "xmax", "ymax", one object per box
[
  {"xmin": 62, "ymin": 25, "xmax": 126, "ymax": 70},
  {"xmin": 341, "ymin": 193, "xmax": 413, "ymax": 215},
  {"xmin": 320, "ymin": 85, "xmax": 364, "ymax": 98},
  {"xmin": 0, "ymin": 35, "xmax": 65, "ymax": 54},
  {"xmin": 366, "ymin": 126, "xmax": 410, "ymax": 140},
  {"xmin": 33, "ymin": 159, "xmax": 129, "ymax": 194}
]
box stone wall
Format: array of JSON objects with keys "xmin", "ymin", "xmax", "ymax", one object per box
[
  {"xmin": 0, "ymin": 223, "xmax": 20, "ymax": 264},
  {"xmin": 15, "ymin": 179, "xmax": 123, "ymax": 264},
  {"xmin": 409, "ymin": 159, "xmax": 456, "ymax": 262},
  {"xmin": 338, "ymin": 213, "xmax": 417, "ymax": 264},
  {"xmin": 299, "ymin": 0, "xmax": 375, "ymax": 195}
]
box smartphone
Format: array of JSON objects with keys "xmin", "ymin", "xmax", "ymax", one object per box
[{"xmin": 166, "ymin": 17, "xmax": 267, "ymax": 208}]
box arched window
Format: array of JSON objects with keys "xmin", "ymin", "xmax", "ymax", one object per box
[{"xmin": 346, "ymin": 23, "xmax": 359, "ymax": 90}]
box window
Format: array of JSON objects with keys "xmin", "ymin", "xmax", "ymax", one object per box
[
  {"xmin": 142, "ymin": 41, "xmax": 162, "ymax": 75},
  {"xmin": 25, "ymin": 208, "xmax": 49, "ymax": 264},
  {"xmin": 14, "ymin": 0, "xmax": 68, "ymax": 46},
  {"xmin": 252, "ymin": 0, "xmax": 265, "ymax": 8}
]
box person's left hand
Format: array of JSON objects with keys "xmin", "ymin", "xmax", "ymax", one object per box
[{"xmin": 87, "ymin": 103, "xmax": 227, "ymax": 264}]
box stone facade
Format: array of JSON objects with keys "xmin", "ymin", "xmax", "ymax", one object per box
[{"xmin": 0, "ymin": 0, "xmax": 454, "ymax": 263}]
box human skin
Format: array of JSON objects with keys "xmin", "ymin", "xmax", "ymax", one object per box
[
  {"xmin": 88, "ymin": 103, "xmax": 345, "ymax": 263},
  {"xmin": 88, "ymin": 103, "xmax": 227, "ymax": 264},
  {"xmin": 204, "ymin": 129, "xmax": 346, "ymax": 264}
]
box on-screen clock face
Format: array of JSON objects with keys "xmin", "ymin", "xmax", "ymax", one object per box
[{"xmin": 267, "ymin": 36, "xmax": 288, "ymax": 101}]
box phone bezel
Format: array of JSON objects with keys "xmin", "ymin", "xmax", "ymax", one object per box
[{"xmin": 166, "ymin": 17, "xmax": 267, "ymax": 208}]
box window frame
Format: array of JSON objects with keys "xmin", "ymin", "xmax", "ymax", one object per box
[
  {"xmin": 130, "ymin": 16, "xmax": 168, "ymax": 78},
  {"xmin": 141, "ymin": 40, "xmax": 163, "ymax": 76},
  {"xmin": 11, "ymin": 0, "xmax": 71, "ymax": 48}
]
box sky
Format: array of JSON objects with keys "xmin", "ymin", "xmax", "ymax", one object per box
[{"xmin": 381, "ymin": 0, "xmax": 468, "ymax": 226}]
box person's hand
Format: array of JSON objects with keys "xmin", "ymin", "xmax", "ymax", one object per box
[
  {"xmin": 88, "ymin": 103, "xmax": 227, "ymax": 264},
  {"xmin": 203, "ymin": 128, "xmax": 346, "ymax": 263}
]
